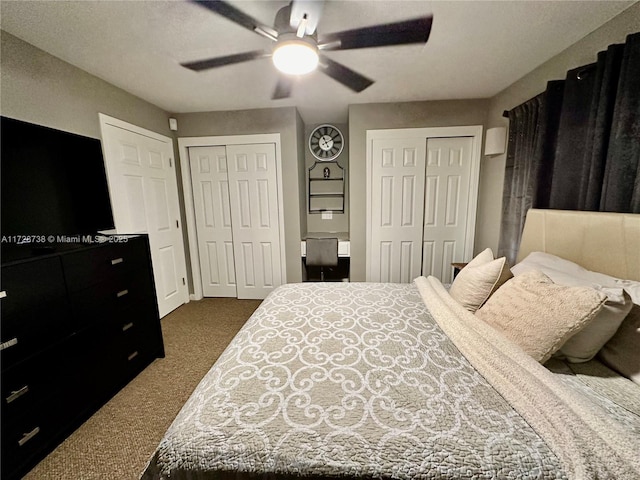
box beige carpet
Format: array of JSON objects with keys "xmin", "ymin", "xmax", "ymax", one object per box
[{"xmin": 24, "ymin": 297, "xmax": 261, "ymax": 480}]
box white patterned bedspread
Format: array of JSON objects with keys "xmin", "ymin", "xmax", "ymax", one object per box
[{"xmin": 142, "ymin": 282, "xmax": 566, "ymax": 479}]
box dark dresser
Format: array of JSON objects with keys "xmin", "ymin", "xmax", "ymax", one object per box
[{"xmin": 0, "ymin": 235, "xmax": 164, "ymax": 479}]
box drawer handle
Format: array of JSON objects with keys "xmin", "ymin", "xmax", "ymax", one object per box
[
  {"xmin": 0, "ymin": 337, "xmax": 18, "ymax": 351},
  {"xmin": 122, "ymin": 322, "xmax": 134, "ymax": 332},
  {"xmin": 117, "ymin": 289, "xmax": 129, "ymax": 298},
  {"xmin": 128, "ymin": 351, "xmax": 139, "ymax": 361},
  {"xmin": 0, "ymin": 291, "xmax": 6, "ymax": 299},
  {"xmin": 18, "ymin": 427, "xmax": 40, "ymax": 447},
  {"xmin": 111, "ymin": 257, "xmax": 124, "ymax": 265},
  {"xmin": 6, "ymin": 385, "xmax": 29, "ymax": 404}
]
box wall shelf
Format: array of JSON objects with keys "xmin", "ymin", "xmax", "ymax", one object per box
[{"xmin": 308, "ymin": 161, "xmax": 344, "ymax": 214}]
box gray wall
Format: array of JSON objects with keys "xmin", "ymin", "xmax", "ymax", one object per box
[
  {"xmin": 348, "ymin": 99, "xmax": 490, "ymax": 281},
  {"xmin": 0, "ymin": 31, "xmax": 172, "ymax": 139},
  {"xmin": 305, "ymin": 122, "xmax": 349, "ymax": 233},
  {"xmin": 476, "ymin": 2, "xmax": 640, "ymax": 256},
  {"xmin": 174, "ymin": 108, "xmax": 305, "ymax": 283}
]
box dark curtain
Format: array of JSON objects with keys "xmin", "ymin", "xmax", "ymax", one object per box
[
  {"xmin": 499, "ymin": 31, "xmax": 640, "ymax": 263},
  {"xmin": 530, "ymin": 81, "xmax": 565, "ymax": 209},
  {"xmin": 548, "ymin": 44, "xmax": 624, "ymax": 210},
  {"xmin": 601, "ymin": 32, "xmax": 640, "ymax": 212},
  {"xmin": 497, "ymin": 96, "xmax": 542, "ymax": 263},
  {"xmin": 497, "ymin": 82, "xmax": 564, "ymax": 264}
]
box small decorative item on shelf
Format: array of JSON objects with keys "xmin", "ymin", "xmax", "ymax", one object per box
[{"xmin": 308, "ymin": 160, "xmax": 345, "ymax": 214}]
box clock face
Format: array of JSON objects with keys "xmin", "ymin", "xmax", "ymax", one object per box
[{"xmin": 309, "ymin": 124, "xmax": 344, "ymax": 161}]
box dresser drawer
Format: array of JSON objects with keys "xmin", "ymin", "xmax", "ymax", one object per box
[
  {"xmin": 1, "ymin": 257, "xmax": 67, "ymax": 318},
  {"xmin": 61, "ymin": 237, "xmax": 148, "ymax": 292},
  {"xmin": 1, "ymin": 257, "xmax": 70, "ymax": 368},
  {"xmin": 119, "ymin": 315, "xmax": 159, "ymax": 365},
  {"xmin": 1, "ymin": 298, "xmax": 71, "ymax": 368},
  {"xmin": 1, "ymin": 408, "xmax": 59, "ymax": 479},
  {"xmin": 68, "ymin": 267, "xmax": 155, "ymax": 331},
  {"xmin": 72, "ymin": 314, "xmax": 157, "ymax": 403},
  {"xmin": 1, "ymin": 343, "xmax": 77, "ymax": 430},
  {"xmin": 2, "ymin": 355, "xmax": 59, "ymax": 423}
]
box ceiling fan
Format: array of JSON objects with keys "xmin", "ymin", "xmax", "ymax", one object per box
[{"xmin": 181, "ymin": 0, "xmax": 433, "ymax": 99}]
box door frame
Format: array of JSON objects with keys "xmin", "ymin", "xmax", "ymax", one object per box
[
  {"xmin": 98, "ymin": 113, "xmax": 190, "ymax": 311},
  {"xmin": 365, "ymin": 126, "xmax": 483, "ymax": 281},
  {"xmin": 178, "ymin": 134, "xmax": 286, "ymax": 300}
]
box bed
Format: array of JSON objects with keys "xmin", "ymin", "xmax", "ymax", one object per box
[{"xmin": 142, "ymin": 209, "xmax": 640, "ymax": 480}]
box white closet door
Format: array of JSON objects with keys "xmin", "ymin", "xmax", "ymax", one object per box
[
  {"xmin": 422, "ymin": 137, "xmax": 474, "ymax": 283},
  {"xmin": 100, "ymin": 120, "xmax": 188, "ymax": 317},
  {"xmin": 188, "ymin": 146, "xmax": 237, "ymax": 297},
  {"xmin": 370, "ymin": 138, "xmax": 426, "ymax": 283},
  {"xmin": 226, "ymin": 143, "xmax": 282, "ymax": 299}
]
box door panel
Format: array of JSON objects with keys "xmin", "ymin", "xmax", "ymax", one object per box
[
  {"xmin": 101, "ymin": 122, "xmax": 188, "ymax": 317},
  {"xmin": 188, "ymin": 146, "xmax": 237, "ymax": 297},
  {"xmin": 226, "ymin": 143, "xmax": 282, "ymax": 299},
  {"xmin": 370, "ymin": 138, "xmax": 426, "ymax": 283},
  {"xmin": 149, "ymin": 178, "xmax": 172, "ymax": 231},
  {"xmin": 159, "ymin": 245, "xmax": 179, "ymax": 297},
  {"xmin": 122, "ymin": 175, "xmax": 147, "ymax": 233},
  {"xmin": 422, "ymin": 137, "xmax": 473, "ymax": 283}
]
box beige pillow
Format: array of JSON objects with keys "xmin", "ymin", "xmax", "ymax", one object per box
[
  {"xmin": 512, "ymin": 257, "xmax": 634, "ymax": 363},
  {"xmin": 599, "ymin": 304, "xmax": 640, "ymax": 384},
  {"xmin": 449, "ymin": 248, "xmax": 513, "ymax": 313},
  {"xmin": 475, "ymin": 270, "xmax": 606, "ymax": 363}
]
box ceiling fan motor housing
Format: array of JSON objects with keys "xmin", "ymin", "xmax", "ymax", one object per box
[{"xmin": 274, "ymin": 4, "xmax": 296, "ymax": 34}]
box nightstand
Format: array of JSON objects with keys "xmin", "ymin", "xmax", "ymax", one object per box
[{"xmin": 451, "ymin": 262, "xmax": 468, "ymax": 279}]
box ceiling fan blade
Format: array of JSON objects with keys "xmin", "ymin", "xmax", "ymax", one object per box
[
  {"xmin": 318, "ymin": 16, "xmax": 433, "ymax": 50},
  {"xmin": 192, "ymin": 0, "xmax": 278, "ymax": 40},
  {"xmin": 272, "ymin": 76, "xmax": 295, "ymax": 100},
  {"xmin": 181, "ymin": 50, "xmax": 270, "ymax": 71},
  {"xmin": 318, "ymin": 56, "xmax": 374, "ymax": 93}
]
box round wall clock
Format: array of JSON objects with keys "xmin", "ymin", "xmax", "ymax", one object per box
[{"xmin": 309, "ymin": 124, "xmax": 344, "ymax": 161}]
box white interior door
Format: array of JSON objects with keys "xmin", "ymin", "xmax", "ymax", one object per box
[
  {"xmin": 422, "ymin": 137, "xmax": 474, "ymax": 283},
  {"xmin": 188, "ymin": 146, "xmax": 237, "ymax": 297},
  {"xmin": 99, "ymin": 115, "xmax": 188, "ymax": 317},
  {"xmin": 226, "ymin": 143, "xmax": 282, "ymax": 299},
  {"xmin": 370, "ymin": 138, "xmax": 426, "ymax": 283}
]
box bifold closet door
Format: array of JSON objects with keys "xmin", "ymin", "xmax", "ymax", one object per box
[
  {"xmin": 189, "ymin": 146, "xmax": 237, "ymax": 297},
  {"xmin": 369, "ymin": 136, "xmax": 474, "ymax": 284},
  {"xmin": 370, "ymin": 138, "xmax": 427, "ymax": 283},
  {"xmin": 422, "ymin": 137, "xmax": 473, "ymax": 284},
  {"xmin": 226, "ymin": 143, "xmax": 282, "ymax": 299},
  {"xmin": 189, "ymin": 143, "xmax": 283, "ymax": 300}
]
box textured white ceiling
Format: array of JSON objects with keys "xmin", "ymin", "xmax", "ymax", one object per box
[{"xmin": 0, "ymin": 0, "xmax": 634, "ymax": 123}]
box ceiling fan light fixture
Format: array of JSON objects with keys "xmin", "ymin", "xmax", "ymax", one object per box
[{"xmin": 272, "ymin": 40, "xmax": 319, "ymax": 76}]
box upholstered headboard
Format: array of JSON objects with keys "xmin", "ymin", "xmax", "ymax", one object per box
[{"xmin": 517, "ymin": 209, "xmax": 640, "ymax": 281}]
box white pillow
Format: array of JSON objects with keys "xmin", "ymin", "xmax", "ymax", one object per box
[
  {"xmin": 615, "ymin": 279, "xmax": 640, "ymax": 305},
  {"xmin": 449, "ymin": 248, "xmax": 512, "ymax": 313},
  {"xmin": 512, "ymin": 252, "xmax": 634, "ymax": 362},
  {"xmin": 512, "ymin": 251, "xmax": 640, "ymax": 304}
]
